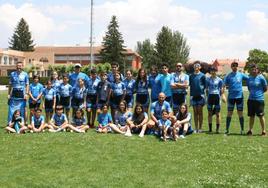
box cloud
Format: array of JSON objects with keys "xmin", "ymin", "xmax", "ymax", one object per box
[{"xmin": 210, "ymin": 11, "xmax": 235, "ymax": 21}]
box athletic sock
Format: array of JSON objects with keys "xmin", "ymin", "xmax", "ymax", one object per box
[
  {"xmin": 209, "ymin": 123, "xmax": 212, "ymax": 132},
  {"xmin": 239, "ymin": 117, "xmax": 244, "ymax": 131},
  {"xmin": 226, "ymin": 117, "xmax": 231, "ymax": 132},
  {"xmin": 216, "ymin": 124, "xmax": 220, "ymax": 132}
]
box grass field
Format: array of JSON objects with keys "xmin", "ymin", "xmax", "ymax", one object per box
[{"xmin": 0, "ymin": 90, "xmax": 267, "ymax": 188}]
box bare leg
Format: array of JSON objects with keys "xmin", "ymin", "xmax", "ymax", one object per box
[
  {"xmin": 198, "ymin": 106, "xmax": 203, "ymax": 131},
  {"xmin": 193, "ymin": 106, "xmax": 198, "ymax": 132},
  {"xmin": 109, "ymin": 124, "xmax": 125, "ymax": 134},
  {"xmin": 259, "ymin": 116, "xmax": 266, "ymax": 133},
  {"xmin": 5, "ymin": 127, "xmax": 16, "ymax": 133},
  {"xmin": 139, "ymin": 124, "xmax": 147, "ymax": 137}
]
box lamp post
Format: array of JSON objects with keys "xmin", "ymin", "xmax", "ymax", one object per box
[{"xmin": 90, "ymin": 0, "xmax": 94, "ymax": 69}]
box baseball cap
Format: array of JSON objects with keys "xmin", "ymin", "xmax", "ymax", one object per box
[{"xmin": 74, "ymin": 63, "xmax": 82, "ymax": 68}]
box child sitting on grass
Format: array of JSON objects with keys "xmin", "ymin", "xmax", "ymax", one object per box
[
  {"xmin": 158, "ymin": 109, "xmax": 172, "ymax": 141},
  {"xmin": 5, "ymin": 109, "xmax": 28, "ymax": 134},
  {"xmin": 68, "ymin": 109, "xmax": 89, "ymax": 133},
  {"xmin": 28, "ymin": 108, "xmax": 47, "ymax": 133},
  {"xmin": 48, "ymin": 105, "xmax": 69, "ymax": 132},
  {"xmin": 97, "ymin": 104, "xmax": 113, "ymax": 133}
]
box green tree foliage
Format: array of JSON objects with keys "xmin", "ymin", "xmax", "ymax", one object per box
[
  {"xmin": 155, "ymin": 26, "xmax": 190, "ymax": 70},
  {"xmin": 9, "ymin": 18, "xmax": 35, "ymax": 51},
  {"xmin": 246, "ymin": 49, "xmax": 268, "ymax": 73},
  {"xmin": 100, "ymin": 15, "xmax": 126, "ymax": 71},
  {"xmin": 136, "ymin": 39, "xmax": 157, "ymax": 69}
]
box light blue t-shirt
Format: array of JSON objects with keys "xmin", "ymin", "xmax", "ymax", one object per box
[
  {"xmin": 111, "ymin": 82, "xmax": 126, "ymax": 96},
  {"xmin": 150, "ymin": 101, "xmax": 172, "ymax": 120},
  {"xmin": 69, "ymin": 72, "xmax": 90, "ymax": 88},
  {"xmin": 170, "ymin": 72, "xmax": 189, "ymax": 94},
  {"xmin": 87, "ymin": 78, "xmax": 100, "ymax": 95},
  {"xmin": 59, "ymin": 83, "xmax": 72, "ymax": 97},
  {"xmin": 29, "ymin": 83, "xmax": 43, "ymax": 103},
  {"xmin": 43, "ymin": 88, "xmax": 56, "ymax": 100},
  {"xmin": 71, "ymin": 117, "xmax": 87, "ymax": 126},
  {"xmin": 158, "ymin": 119, "xmax": 172, "ymax": 127},
  {"xmin": 160, "ymin": 73, "xmax": 172, "ymax": 97},
  {"xmin": 72, "ymin": 86, "xmax": 87, "ymax": 100},
  {"xmin": 206, "ymin": 76, "xmax": 223, "ymax": 95},
  {"xmin": 32, "ymin": 115, "xmax": 45, "ymax": 128},
  {"xmin": 189, "ymin": 72, "xmax": 206, "ymax": 97},
  {"xmin": 224, "ymin": 72, "xmax": 248, "ymax": 99},
  {"xmin": 115, "ymin": 111, "xmax": 132, "ymax": 126},
  {"xmin": 135, "ymin": 78, "xmax": 149, "ymax": 95},
  {"xmin": 9, "ymin": 71, "xmax": 29, "ymax": 97},
  {"xmin": 98, "ymin": 113, "xmax": 113, "ymax": 126},
  {"xmin": 51, "ymin": 113, "xmax": 67, "ymax": 126},
  {"xmin": 247, "ymin": 74, "xmax": 267, "ymax": 101},
  {"xmin": 148, "ymin": 74, "xmax": 162, "ymax": 100},
  {"xmin": 123, "ymin": 79, "xmax": 136, "ymax": 96}
]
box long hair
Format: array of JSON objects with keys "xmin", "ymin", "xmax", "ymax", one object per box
[
  {"xmin": 74, "ymin": 109, "xmax": 84, "ymax": 119},
  {"xmin": 119, "ymin": 100, "xmax": 127, "ymax": 113},
  {"xmin": 135, "ymin": 68, "xmax": 147, "ymax": 90},
  {"xmin": 176, "ymin": 104, "xmax": 188, "ymax": 121},
  {"xmin": 133, "ymin": 103, "xmax": 145, "ymax": 125},
  {"xmin": 12, "ymin": 109, "xmax": 20, "ymax": 122}
]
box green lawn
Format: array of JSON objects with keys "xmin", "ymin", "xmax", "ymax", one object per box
[{"xmin": 0, "ymin": 91, "xmax": 267, "ymax": 188}]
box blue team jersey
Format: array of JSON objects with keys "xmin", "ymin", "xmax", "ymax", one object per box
[
  {"xmin": 135, "ymin": 78, "xmax": 149, "ymax": 94},
  {"xmin": 87, "ymin": 78, "xmax": 100, "ymax": 95},
  {"xmin": 160, "ymin": 73, "xmax": 173, "ymax": 97},
  {"xmin": 206, "ymin": 76, "xmax": 223, "ymax": 95},
  {"xmin": 69, "ymin": 72, "xmax": 90, "ymax": 87},
  {"xmin": 32, "ymin": 115, "xmax": 45, "ymax": 128},
  {"xmin": 148, "ymin": 74, "xmax": 162, "ymax": 100},
  {"xmin": 97, "ymin": 81, "xmax": 111, "ymax": 101},
  {"xmin": 115, "ymin": 111, "xmax": 132, "ymax": 126},
  {"xmin": 43, "ymin": 88, "xmax": 56, "ymax": 100},
  {"xmin": 59, "ymin": 83, "xmax": 72, "ymax": 97},
  {"xmin": 247, "ymin": 75, "xmax": 267, "ymax": 101},
  {"xmin": 107, "ymin": 72, "xmax": 124, "ymax": 83},
  {"xmin": 171, "ymin": 72, "xmax": 189, "ymax": 94},
  {"xmin": 189, "ymin": 72, "xmax": 206, "ymax": 97},
  {"xmin": 72, "ymin": 86, "xmax": 86, "ymax": 100},
  {"xmin": 71, "ymin": 117, "xmax": 86, "ymax": 126},
  {"xmin": 150, "ymin": 101, "xmax": 172, "ymax": 120},
  {"xmin": 111, "ymin": 82, "xmax": 126, "ymax": 96},
  {"xmin": 98, "ymin": 113, "xmax": 112, "ymax": 126},
  {"xmin": 51, "ymin": 79, "xmax": 61, "ymax": 94},
  {"xmin": 123, "ymin": 79, "xmax": 136, "ymax": 95},
  {"xmin": 51, "ymin": 113, "xmax": 67, "ymax": 126},
  {"xmin": 158, "ymin": 119, "xmax": 172, "ymax": 127},
  {"xmin": 29, "ymin": 83, "xmax": 43, "ymax": 103},
  {"xmin": 224, "ymin": 72, "xmax": 248, "ymax": 99},
  {"xmin": 9, "ymin": 71, "xmax": 29, "ymax": 93}
]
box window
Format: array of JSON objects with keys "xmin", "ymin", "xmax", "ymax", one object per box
[
  {"xmin": 14, "ymin": 58, "xmax": 18, "ymax": 64},
  {"xmin": 40, "ymin": 57, "xmax": 49, "ymax": 63},
  {"xmin": 4, "ymin": 56, "xmax": 7, "ymax": 65},
  {"xmin": 9, "ymin": 57, "xmax": 12, "ymax": 65}
]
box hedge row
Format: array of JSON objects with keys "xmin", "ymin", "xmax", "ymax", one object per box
[{"xmin": 0, "ymin": 77, "xmax": 50, "ymax": 85}]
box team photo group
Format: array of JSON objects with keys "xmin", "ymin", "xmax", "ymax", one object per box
[{"xmin": 5, "ymin": 60, "xmax": 267, "ymax": 140}]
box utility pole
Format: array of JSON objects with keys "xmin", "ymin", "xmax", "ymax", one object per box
[{"xmin": 90, "ymin": 0, "xmax": 94, "ymax": 69}]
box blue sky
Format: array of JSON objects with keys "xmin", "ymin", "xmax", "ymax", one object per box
[{"xmin": 1, "ymin": 0, "xmax": 268, "ymax": 61}]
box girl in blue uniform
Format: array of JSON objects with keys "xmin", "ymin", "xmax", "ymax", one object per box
[
  {"xmin": 68, "ymin": 109, "xmax": 89, "ymax": 133},
  {"xmin": 110, "ymin": 72, "xmax": 126, "ymax": 121},
  {"xmin": 71, "ymin": 78, "xmax": 87, "ymax": 117},
  {"xmin": 97, "ymin": 104, "xmax": 113, "ymax": 133},
  {"xmin": 5, "ymin": 109, "xmax": 27, "ymax": 134},
  {"xmin": 123, "ymin": 70, "xmax": 136, "ymax": 111},
  {"xmin": 43, "ymin": 80, "xmax": 56, "ymax": 123},
  {"xmin": 51, "ymin": 71, "xmax": 61, "ymax": 105},
  {"xmin": 28, "ymin": 74, "xmax": 43, "ymax": 123},
  {"xmin": 86, "ymin": 69, "xmax": 100, "ymax": 128},
  {"xmin": 135, "ymin": 68, "xmax": 150, "ymax": 113},
  {"xmin": 59, "ymin": 74, "xmax": 72, "ymax": 120}
]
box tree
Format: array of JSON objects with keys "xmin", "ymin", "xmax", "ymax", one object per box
[
  {"xmin": 9, "ymin": 18, "xmax": 35, "ymax": 51},
  {"xmin": 100, "ymin": 15, "xmax": 126, "ymax": 71},
  {"xmin": 245, "ymin": 49, "xmax": 268, "ymax": 73},
  {"xmin": 136, "ymin": 39, "xmax": 158, "ymax": 69},
  {"xmin": 155, "ymin": 26, "xmax": 190, "ymax": 70}
]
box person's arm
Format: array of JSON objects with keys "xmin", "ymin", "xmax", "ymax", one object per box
[
  {"xmin": 176, "ymin": 113, "xmax": 191, "ymax": 125},
  {"xmin": 138, "ymin": 114, "xmax": 148, "ymax": 127},
  {"xmin": 36, "ymin": 85, "xmax": 44, "ymax": 101}
]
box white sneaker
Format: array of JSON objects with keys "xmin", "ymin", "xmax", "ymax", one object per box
[
  {"xmin": 125, "ymin": 132, "xmax": 132, "ymax": 137},
  {"xmin": 139, "ymin": 133, "xmax": 144, "ymax": 138},
  {"xmin": 30, "ymin": 130, "xmax": 34, "ymax": 133},
  {"xmin": 179, "ymin": 135, "xmax": 185, "ymax": 139}
]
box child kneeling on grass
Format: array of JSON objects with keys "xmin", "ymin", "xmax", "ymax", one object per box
[
  {"xmin": 125, "ymin": 103, "xmax": 148, "ymax": 137},
  {"xmin": 158, "ymin": 110, "xmax": 172, "ymax": 141},
  {"xmin": 5, "ymin": 109, "xmax": 28, "ymax": 134},
  {"xmin": 28, "ymin": 108, "xmax": 52, "ymax": 133}
]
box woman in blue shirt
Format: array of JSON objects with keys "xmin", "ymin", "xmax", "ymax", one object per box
[
  {"xmin": 123, "ymin": 70, "xmax": 136, "ymax": 111},
  {"xmin": 135, "ymin": 68, "xmax": 150, "ymax": 113},
  {"xmin": 246, "ymin": 64, "xmax": 267, "ymax": 136}
]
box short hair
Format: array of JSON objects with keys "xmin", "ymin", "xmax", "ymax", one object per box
[
  {"xmin": 161, "ymin": 109, "xmax": 169, "ymax": 114},
  {"xmin": 62, "ymin": 74, "xmax": 69, "ymax": 79},
  {"xmin": 33, "ymin": 74, "xmax": 40, "ymax": 80},
  {"xmin": 91, "ymin": 69, "xmax": 97, "ymax": 74},
  {"xmin": 35, "ymin": 108, "xmax": 42, "ymax": 112},
  {"xmin": 111, "ymin": 62, "xmax": 119, "ymax": 67},
  {"xmin": 161, "ymin": 63, "xmax": 169, "ymax": 68},
  {"xmin": 16, "ymin": 61, "xmax": 23, "ymax": 65},
  {"xmin": 55, "ymin": 105, "xmax": 63, "ymax": 110}
]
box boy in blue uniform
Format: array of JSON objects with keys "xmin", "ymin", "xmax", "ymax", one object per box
[
  {"xmin": 158, "ymin": 110, "xmax": 172, "ymax": 141},
  {"xmin": 107, "ymin": 62, "xmax": 124, "ymax": 83},
  {"xmin": 59, "ymin": 74, "xmax": 72, "ymax": 120},
  {"xmin": 51, "ymin": 71, "xmax": 61, "ymax": 105},
  {"xmin": 246, "ymin": 64, "xmax": 267, "ymax": 136},
  {"xmin": 148, "ymin": 66, "xmax": 162, "ymax": 103},
  {"xmin": 71, "ymin": 78, "xmax": 87, "ymax": 116},
  {"xmin": 223, "ymin": 61, "xmax": 248, "ymax": 135},
  {"xmin": 170, "ymin": 62, "xmax": 189, "ymax": 114},
  {"xmin": 189, "ymin": 61, "xmax": 206, "ymax": 133},
  {"xmin": 206, "ymin": 67, "xmax": 224, "ymax": 133},
  {"xmin": 160, "ymin": 63, "xmax": 172, "ymax": 103},
  {"xmin": 28, "ymin": 108, "xmax": 46, "ymax": 133},
  {"xmin": 96, "ymin": 72, "xmax": 111, "ymax": 113},
  {"xmin": 123, "ymin": 70, "xmax": 136, "ymax": 111},
  {"xmin": 28, "ymin": 75, "xmax": 43, "ymax": 123},
  {"xmin": 43, "ymin": 80, "xmax": 56, "ymax": 123},
  {"xmin": 8, "ymin": 61, "xmax": 29, "ymax": 124},
  {"xmin": 49, "ymin": 105, "xmax": 69, "ymax": 132},
  {"xmin": 86, "ymin": 69, "xmax": 100, "ymax": 128}
]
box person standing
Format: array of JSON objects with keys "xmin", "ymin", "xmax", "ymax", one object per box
[
  {"xmin": 69, "ymin": 63, "xmax": 90, "ymax": 88},
  {"xmin": 223, "ymin": 61, "xmax": 248, "ymax": 135},
  {"xmin": 170, "ymin": 62, "xmax": 189, "ymax": 115},
  {"xmin": 148, "ymin": 65, "xmax": 162, "ymax": 103},
  {"xmin": 189, "ymin": 61, "xmax": 206, "ymax": 133},
  {"xmin": 159, "ymin": 63, "xmax": 173, "ymax": 103},
  {"xmin": 8, "ymin": 61, "xmax": 29, "ymax": 124},
  {"xmin": 246, "ymin": 64, "xmax": 267, "ymax": 136}
]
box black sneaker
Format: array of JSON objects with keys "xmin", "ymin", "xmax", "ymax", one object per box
[{"xmin": 246, "ymin": 130, "xmax": 253, "ymax": 136}]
